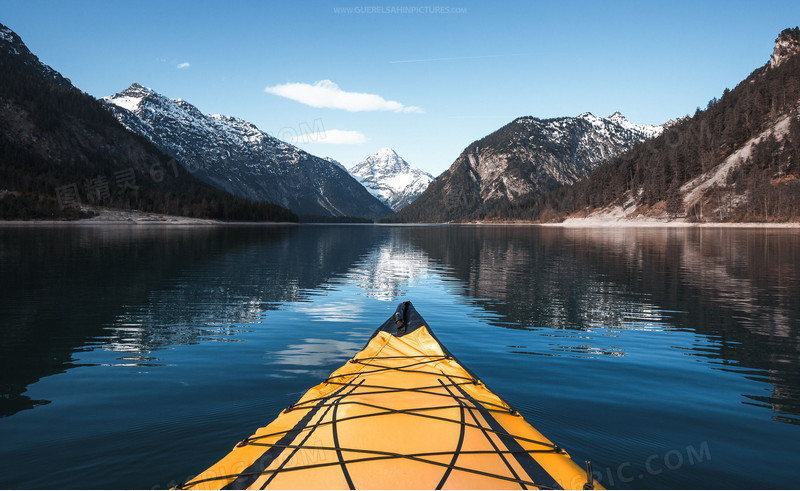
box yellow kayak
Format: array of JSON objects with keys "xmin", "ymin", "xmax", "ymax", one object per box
[{"xmin": 178, "ymin": 302, "xmax": 599, "ymax": 490}]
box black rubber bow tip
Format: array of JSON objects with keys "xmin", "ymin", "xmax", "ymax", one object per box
[{"xmin": 394, "ymin": 311, "xmax": 405, "ymax": 332}]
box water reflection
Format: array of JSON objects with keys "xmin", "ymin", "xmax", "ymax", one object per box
[
  {"xmin": 566, "ymin": 228, "xmax": 800, "ymax": 424},
  {"xmin": 292, "ymin": 302, "xmax": 365, "ymax": 323},
  {"xmin": 270, "ymin": 338, "xmax": 364, "ymax": 379},
  {"xmin": 403, "ymin": 226, "xmax": 800, "ymax": 425},
  {"xmin": 0, "ymin": 225, "xmax": 379, "ymax": 416},
  {"xmin": 346, "ymin": 228, "xmax": 437, "ymax": 300},
  {"xmin": 401, "ymin": 227, "xmax": 665, "ymax": 333},
  {"xmin": 1, "ymin": 225, "xmax": 799, "ymax": 428}
]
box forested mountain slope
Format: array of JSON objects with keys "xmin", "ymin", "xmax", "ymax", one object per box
[
  {"xmin": 0, "ymin": 22, "xmax": 296, "ymax": 221},
  {"xmin": 500, "ymin": 28, "xmax": 800, "ymax": 223}
]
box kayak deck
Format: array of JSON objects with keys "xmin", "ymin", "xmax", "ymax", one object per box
[{"xmin": 178, "ymin": 302, "xmax": 598, "ymax": 490}]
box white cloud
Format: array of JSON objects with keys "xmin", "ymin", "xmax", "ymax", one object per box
[
  {"xmin": 292, "ymin": 129, "xmax": 367, "ymax": 145},
  {"xmin": 264, "ymin": 80, "xmax": 423, "ymax": 113},
  {"xmin": 176, "ymin": 62, "xmax": 190, "ymax": 69}
]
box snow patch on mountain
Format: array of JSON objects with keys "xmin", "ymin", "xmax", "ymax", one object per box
[
  {"xmin": 606, "ymin": 111, "xmax": 663, "ymax": 139},
  {"xmin": 0, "ymin": 25, "xmax": 15, "ymax": 43}
]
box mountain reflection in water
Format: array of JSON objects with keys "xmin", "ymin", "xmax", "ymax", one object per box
[{"xmin": 0, "ymin": 224, "xmax": 798, "ymax": 489}]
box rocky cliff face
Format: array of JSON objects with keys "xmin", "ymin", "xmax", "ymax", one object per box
[
  {"xmin": 770, "ymin": 27, "xmax": 800, "ymax": 68},
  {"xmin": 103, "ymin": 84, "xmax": 392, "ymax": 218},
  {"xmin": 390, "ymin": 112, "xmax": 661, "ymax": 222},
  {"xmin": 348, "ymin": 148, "xmax": 433, "ymax": 211}
]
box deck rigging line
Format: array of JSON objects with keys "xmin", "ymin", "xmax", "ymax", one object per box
[{"xmin": 180, "ymin": 354, "xmax": 565, "ymax": 490}]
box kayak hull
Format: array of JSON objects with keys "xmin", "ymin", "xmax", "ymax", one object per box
[{"xmin": 179, "ymin": 302, "xmax": 598, "ymax": 490}]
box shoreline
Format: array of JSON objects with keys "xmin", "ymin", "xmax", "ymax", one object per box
[
  {"xmin": 544, "ymin": 220, "xmax": 800, "ymax": 228},
  {"xmin": 3, "ymin": 207, "xmax": 800, "ymax": 229},
  {"xmin": 4, "ymin": 219, "xmax": 800, "ymax": 228},
  {"xmin": 0, "ymin": 219, "xmax": 298, "ymax": 226},
  {"xmin": 0, "ymin": 208, "xmax": 295, "ymax": 226},
  {"xmin": 466, "ymin": 219, "xmax": 800, "ymax": 228}
]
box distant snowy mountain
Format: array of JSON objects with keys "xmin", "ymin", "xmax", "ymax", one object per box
[
  {"xmin": 102, "ymin": 84, "xmax": 392, "ymax": 218},
  {"xmin": 348, "ymin": 148, "xmax": 433, "ymax": 211},
  {"xmin": 391, "ymin": 111, "xmax": 663, "ymax": 222}
]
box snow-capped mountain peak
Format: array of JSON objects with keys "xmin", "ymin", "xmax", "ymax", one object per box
[
  {"xmin": 103, "ymin": 83, "xmax": 154, "ymax": 111},
  {"xmin": 608, "ymin": 111, "xmax": 626, "ymax": 122},
  {"xmin": 354, "ymin": 147, "xmax": 410, "ymax": 177},
  {"xmin": 348, "ymin": 148, "xmax": 433, "ymax": 211},
  {"xmin": 375, "ymin": 147, "xmax": 401, "ymax": 161}
]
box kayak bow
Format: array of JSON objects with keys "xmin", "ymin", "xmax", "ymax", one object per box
[{"xmin": 178, "ymin": 301, "xmax": 599, "ymax": 490}]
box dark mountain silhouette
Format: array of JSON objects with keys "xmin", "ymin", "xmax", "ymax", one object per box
[{"xmin": 0, "ymin": 22, "xmax": 296, "ymax": 222}]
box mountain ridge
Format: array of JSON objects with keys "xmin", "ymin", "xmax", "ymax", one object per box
[
  {"xmin": 0, "ymin": 22, "xmax": 296, "ymax": 222},
  {"xmin": 387, "ymin": 111, "xmax": 662, "ymax": 222},
  {"xmin": 0, "ymin": 23, "xmax": 72, "ymax": 89},
  {"xmin": 103, "ymin": 83, "xmax": 392, "ymax": 219}
]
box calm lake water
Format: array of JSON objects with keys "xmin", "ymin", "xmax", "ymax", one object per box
[{"xmin": 1, "ymin": 224, "xmax": 799, "ymax": 489}]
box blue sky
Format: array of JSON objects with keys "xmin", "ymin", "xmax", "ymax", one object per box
[{"xmin": 1, "ymin": 0, "xmax": 798, "ymax": 175}]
